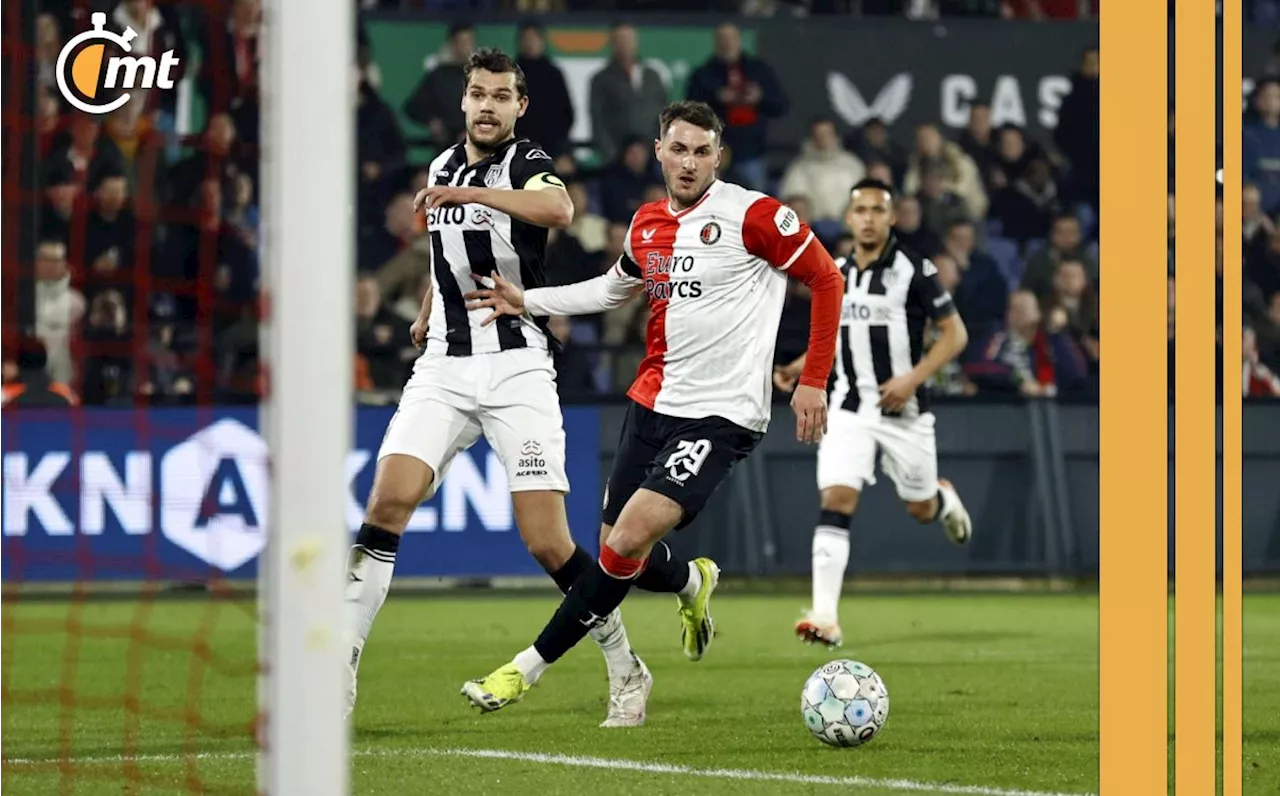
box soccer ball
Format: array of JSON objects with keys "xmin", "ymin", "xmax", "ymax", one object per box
[{"xmin": 800, "ymin": 659, "xmax": 889, "ymax": 747}]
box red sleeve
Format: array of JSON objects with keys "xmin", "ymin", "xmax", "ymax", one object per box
[{"xmin": 742, "ymin": 197, "xmax": 844, "ymax": 390}]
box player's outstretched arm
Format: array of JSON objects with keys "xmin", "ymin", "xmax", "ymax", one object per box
[{"xmin": 464, "ymin": 259, "xmax": 644, "ymax": 325}]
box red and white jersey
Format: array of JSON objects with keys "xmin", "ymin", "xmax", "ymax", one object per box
[{"xmin": 614, "ymin": 180, "xmax": 820, "ymax": 432}]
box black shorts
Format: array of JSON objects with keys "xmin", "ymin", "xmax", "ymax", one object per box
[{"xmin": 602, "ymin": 401, "xmax": 764, "ymax": 530}]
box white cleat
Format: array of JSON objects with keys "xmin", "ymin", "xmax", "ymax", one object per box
[
  {"xmin": 600, "ymin": 655, "xmax": 653, "ymax": 728},
  {"xmin": 343, "ymin": 646, "xmax": 360, "ymax": 721},
  {"xmin": 938, "ymin": 479, "xmax": 972, "ymax": 545}
]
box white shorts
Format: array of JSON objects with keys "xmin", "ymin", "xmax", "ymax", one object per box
[
  {"xmin": 377, "ymin": 347, "xmax": 569, "ymax": 497},
  {"xmin": 815, "ymin": 409, "xmax": 939, "ymax": 502}
]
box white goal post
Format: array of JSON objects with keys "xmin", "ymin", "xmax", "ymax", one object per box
[{"xmin": 258, "ymin": 0, "xmax": 353, "ymax": 793}]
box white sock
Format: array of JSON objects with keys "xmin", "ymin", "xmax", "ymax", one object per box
[
  {"xmin": 513, "ymin": 645, "xmax": 550, "ymax": 683},
  {"xmin": 588, "ymin": 608, "xmax": 639, "ymax": 681},
  {"xmin": 677, "ymin": 561, "xmax": 702, "ymax": 602},
  {"xmin": 811, "ymin": 525, "xmax": 850, "ymax": 624},
  {"xmin": 935, "ymin": 483, "xmax": 956, "ymax": 521},
  {"xmin": 343, "ymin": 544, "xmax": 396, "ymax": 677}
]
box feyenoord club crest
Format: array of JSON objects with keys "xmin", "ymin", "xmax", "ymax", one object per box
[{"xmin": 699, "ymin": 221, "xmax": 721, "ymax": 245}]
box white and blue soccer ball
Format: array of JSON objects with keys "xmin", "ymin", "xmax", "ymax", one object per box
[{"xmin": 800, "ymin": 659, "xmax": 889, "ymax": 747}]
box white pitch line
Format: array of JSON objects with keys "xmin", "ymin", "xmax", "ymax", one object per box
[{"xmin": 5, "ymin": 746, "xmax": 1096, "ymax": 796}]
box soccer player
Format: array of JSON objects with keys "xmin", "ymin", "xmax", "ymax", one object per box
[
  {"xmin": 773, "ymin": 178, "xmax": 974, "ymax": 649},
  {"xmin": 343, "ymin": 48, "xmax": 649, "ymax": 728},
  {"xmin": 459, "ymin": 100, "xmax": 845, "ymax": 715}
]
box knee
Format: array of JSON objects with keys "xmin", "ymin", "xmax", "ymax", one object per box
[
  {"xmin": 524, "ymin": 532, "xmax": 573, "ymax": 571},
  {"xmin": 820, "ymin": 487, "xmax": 859, "ymax": 516},
  {"xmin": 604, "ymin": 523, "xmax": 651, "ymax": 561},
  {"xmin": 905, "ymin": 498, "xmax": 936, "ymax": 523},
  {"xmin": 364, "ymin": 489, "xmax": 421, "ymax": 534}
]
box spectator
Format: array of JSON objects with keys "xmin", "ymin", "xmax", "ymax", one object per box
[
  {"xmin": 83, "ymin": 173, "xmax": 138, "ymax": 303},
  {"xmin": 774, "ymin": 279, "xmax": 812, "ymax": 374},
  {"xmin": 198, "ymin": 0, "xmax": 262, "ymax": 146},
  {"xmin": 390, "ymin": 272, "xmax": 432, "ymax": 325},
  {"xmin": 1243, "ymin": 182, "xmax": 1274, "ymax": 256},
  {"xmin": 993, "ymin": 123, "xmax": 1039, "ymax": 184},
  {"xmin": 892, "ymin": 195, "xmax": 941, "ymax": 257},
  {"xmin": 356, "ymin": 74, "xmax": 407, "ymax": 195},
  {"xmin": 161, "ymin": 179, "xmax": 258, "ymax": 330},
  {"xmin": 515, "ymin": 21, "xmax": 575, "ymax": 158},
  {"xmin": 599, "ymin": 138, "xmax": 661, "ymax": 224},
  {"xmin": 942, "ymin": 220, "xmax": 1008, "ymax": 335},
  {"xmin": 686, "ymin": 23, "xmax": 789, "ymax": 192},
  {"xmin": 403, "ymin": 21, "xmax": 474, "ymax": 148},
  {"xmin": 168, "ymin": 113, "xmax": 246, "ymax": 211},
  {"xmin": 548, "ymin": 315, "xmax": 599, "ymax": 400},
  {"xmin": 1, "ymin": 338, "xmax": 78, "ymax": 407},
  {"xmin": 81, "ymin": 290, "xmax": 133, "ymax": 406},
  {"xmin": 565, "ymin": 177, "xmax": 608, "ymax": 255},
  {"xmin": 779, "ymin": 118, "xmax": 866, "ymax": 225},
  {"xmin": 1046, "ymin": 258, "xmax": 1099, "ymax": 369},
  {"xmin": 987, "ymin": 156, "xmax": 1062, "ymax": 244},
  {"xmin": 100, "ymin": 107, "xmax": 164, "ymax": 221},
  {"xmin": 48, "ymin": 115, "xmax": 126, "ymax": 192},
  {"xmin": 848, "ymin": 118, "xmax": 907, "ymax": 186},
  {"xmin": 40, "ymin": 159, "xmax": 81, "ymax": 245},
  {"xmin": 225, "ymin": 172, "xmax": 260, "ymax": 251},
  {"xmin": 1054, "ymin": 46, "xmax": 1100, "ymax": 208},
  {"xmin": 1244, "ymin": 326, "xmax": 1280, "ymax": 397},
  {"xmin": 916, "ymin": 163, "xmax": 972, "ymax": 238},
  {"xmin": 110, "ymin": 0, "xmax": 188, "ymax": 158},
  {"xmin": 360, "ymin": 191, "xmax": 425, "ymax": 274},
  {"xmin": 355, "ymin": 276, "xmax": 412, "ymax": 395},
  {"xmin": 1021, "ymin": 214, "xmax": 1100, "ymax": 302},
  {"xmin": 1245, "ymin": 78, "xmax": 1280, "ymax": 213},
  {"xmin": 34, "ymin": 13, "xmax": 60, "ymax": 98},
  {"xmin": 589, "ymin": 24, "xmax": 669, "ymax": 164},
  {"xmin": 33, "ymin": 240, "xmax": 85, "ymax": 386},
  {"xmin": 958, "ymin": 103, "xmax": 998, "ymax": 187},
  {"xmin": 865, "ymin": 159, "xmax": 895, "ymax": 190},
  {"xmin": 903, "ymin": 123, "xmax": 988, "ymax": 220},
  {"xmin": 926, "ymin": 252, "xmax": 975, "ymax": 396},
  {"xmin": 963, "ymin": 290, "xmax": 1088, "ymax": 398}
]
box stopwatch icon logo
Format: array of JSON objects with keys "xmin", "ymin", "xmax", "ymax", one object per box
[{"xmin": 55, "ymin": 12, "xmax": 181, "ymax": 115}]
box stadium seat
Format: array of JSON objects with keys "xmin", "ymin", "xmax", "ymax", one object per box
[
  {"xmin": 984, "ymin": 236, "xmax": 1024, "ymax": 290},
  {"xmin": 1075, "ymin": 203, "xmax": 1098, "ymax": 240}
]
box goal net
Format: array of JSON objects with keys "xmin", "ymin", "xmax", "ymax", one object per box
[{"xmin": 2, "ymin": 1, "xmax": 351, "ymax": 793}]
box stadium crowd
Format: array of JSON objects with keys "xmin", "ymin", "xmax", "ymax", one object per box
[{"xmin": 6, "ymin": 0, "xmax": 1267, "ymax": 408}]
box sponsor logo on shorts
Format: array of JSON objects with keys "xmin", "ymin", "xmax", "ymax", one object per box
[
  {"xmin": 516, "ymin": 440, "xmax": 548, "ymax": 478},
  {"xmin": 664, "ymin": 438, "xmax": 712, "ymax": 485}
]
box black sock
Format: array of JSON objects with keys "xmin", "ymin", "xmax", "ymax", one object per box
[
  {"xmin": 533, "ymin": 566, "xmax": 633, "ymax": 663},
  {"xmin": 632, "ymin": 541, "xmax": 691, "ymax": 594},
  {"xmin": 546, "ymin": 544, "xmax": 593, "ymax": 594},
  {"xmin": 354, "ymin": 522, "xmax": 400, "ymax": 557}
]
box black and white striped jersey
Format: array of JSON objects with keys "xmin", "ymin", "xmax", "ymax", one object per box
[
  {"xmin": 423, "ymin": 137, "xmax": 561, "ymax": 357},
  {"xmin": 830, "ymin": 236, "xmax": 957, "ymax": 418}
]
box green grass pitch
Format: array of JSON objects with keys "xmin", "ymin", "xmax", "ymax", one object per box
[{"xmin": 2, "ymin": 591, "xmax": 1277, "ymax": 795}]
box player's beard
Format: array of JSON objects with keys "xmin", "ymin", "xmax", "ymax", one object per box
[
  {"xmin": 856, "ymin": 231, "xmax": 888, "ymax": 253},
  {"xmin": 468, "ymin": 116, "xmax": 512, "ymax": 153},
  {"xmin": 666, "ymin": 170, "xmax": 711, "ymax": 209}
]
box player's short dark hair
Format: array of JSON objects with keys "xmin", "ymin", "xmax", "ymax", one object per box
[
  {"xmin": 658, "ymin": 100, "xmax": 723, "ymax": 139},
  {"xmin": 850, "ymin": 177, "xmax": 894, "ymax": 201},
  {"xmin": 465, "ymin": 48, "xmax": 528, "ymax": 98},
  {"xmin": 448, "ymin": 21, "xmax": 475, "ymax": 40}
]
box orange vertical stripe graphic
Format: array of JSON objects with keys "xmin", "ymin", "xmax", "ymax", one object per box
[
  {"xmin": 71, "ymin": 44, "xmax": 105, "ymax": 99},
  {"xmin": 1099, "ymin": 1, "xmax": 1168, "ymax": 794},
  {"xmin": 1220, "ymin": 1, "xmax": 1242, "ymax": 794},
  {"xmin": 1174, "ymin": 0, "xmax": 1217, "ymax": 794}
]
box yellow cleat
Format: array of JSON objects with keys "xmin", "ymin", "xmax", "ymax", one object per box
[
  {"xmin": 460, "ymin": 663, "xmax": 530, "ymax": 713},
  {"xmin": 678, "ymin": 558, "xmax": 720, "ymax": 661}
]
